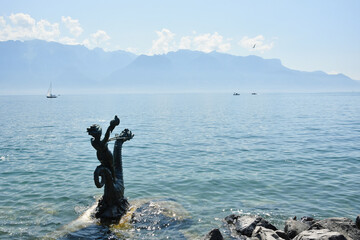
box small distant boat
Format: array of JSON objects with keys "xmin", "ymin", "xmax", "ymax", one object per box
[
  {"xmin": 251, "ymin": 93, "xmax": 257, "ymax": 95},
  {"xmin": 46, "ymin": 83, "xmax": 57, "ymax": 98},
  {"xmin": 233, "ymin": 92, "xmax": 240, "ymax": 96}
]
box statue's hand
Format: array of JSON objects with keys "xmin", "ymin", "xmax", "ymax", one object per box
[
  {"xmin": 119, "ymin": 128, "xmax": 134, "ymax": 142},
  {"xmin": 110, "ymin": 115, "xmax": 120, "ymax": 127}
]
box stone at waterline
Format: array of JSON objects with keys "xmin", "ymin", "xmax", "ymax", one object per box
[
  {"xmin": 275, "ymin": 230, "xmax": 289, "ymax": 240},
  {"xmin": 225, "ymin": 214, "xmax": 277, "ymax": 238},
  {"xmin": 252, "ymin": 226, "xmax": 281, "ymax": 240},
  {"xmin": 130, "ymin": 200, "xmax": 190, "ymax": 230},
  {"xmin": 293, "ymin": 229, "xmax": 347, "ymax": 240},
  {"xmin": 129, "ymin": 198, "xmax": 192, "ymax": 239},
  {"xmin": 300, "ymin": 216, "xmax": 317, "ymax": 226},
  {"xmin": 203, "ymin": 228, "xmax": 224, "ymax": 240},
  {"xmin": 284, "ymin": 219, "xmax": 311, "ymax": 239},
  {"xmin": 356, "ymin": 215, "xmax": 360, "ymax": 229},
  {"xmin": 309, "ymin": 217, "xmax": 360, "ymax": 240}
]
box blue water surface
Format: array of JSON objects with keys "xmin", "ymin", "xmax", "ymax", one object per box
[{"xmin": 0, "ymin": 93, "xmax": 359, "ymax": 239}]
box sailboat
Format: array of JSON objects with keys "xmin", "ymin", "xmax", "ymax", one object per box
[{"xmin": 46, "ymin": 82, "xmax": 57, "ymax": 98}]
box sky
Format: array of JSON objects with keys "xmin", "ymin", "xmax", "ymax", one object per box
[{"xmin": 0, "ymin": 0, "xmax": 359, "ymax": 80}]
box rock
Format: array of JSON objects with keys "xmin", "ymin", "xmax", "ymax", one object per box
[
  {"xmin": 129, "ymin": 199, "xmax": 191, "ymax": 237},
  {"xmin": 301, "ymin": 216, "xmax": 317, "ymax": 226},
  {"xmin": 356, "ymin": 215, "xmax": 360, "ymax": 229},
  {"xmin": 284, "ymin": 219, "xmax": 310, "ymax": 239},
  {"xmin": 225, "ymin": 214, "xmax": 277, "ymax": 238},
  {"xmin": 203, "ymin": 228, "xmax": 224, "ymax": 240},
  {"xmin": 225, "ymin": 214, "xmax": 239, "ymax": 225},
  {"xmin": 310, "ymin": 217, "xmax": 360, "ymax": 240},
  {"xmin": 251, "ymin": 226, "xmax": 281, "ymax": 240},
  {"xmin": 275, "ymin": 230, "xmax": 289, "ymax": 240},
  {"xmin": 293, "ymin": 229, "xmax": 346, "ymax": 240}
]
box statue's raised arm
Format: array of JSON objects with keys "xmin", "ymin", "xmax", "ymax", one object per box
[{"xmin": 102, "ymin": 115, "xmax": 120, "ymax": 144}]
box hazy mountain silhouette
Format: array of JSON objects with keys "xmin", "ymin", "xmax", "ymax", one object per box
[
  {"xmin": 0, "ymin": 40, "xmax": 136, "ymax": 92},
  {"xmin": 107, "ymin": 50, "xmax": 360, "ymax": 92},
  {"xmin": 1, "ymin": 40, "xmax": 359, "ymax": 93}
]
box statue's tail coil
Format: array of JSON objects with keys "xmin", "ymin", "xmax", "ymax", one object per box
[{"xmin": 94, "ymin": 165, "xmax": 113, "ymax": 188}]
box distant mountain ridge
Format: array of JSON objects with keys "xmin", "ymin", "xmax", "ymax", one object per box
[
  {"xmin": 0, "ymin": 40, "xmax": 359, "ymax": 93},
  {"xmin": 0, "ymin": 40, "xmax": 136, "ymax": 92}
]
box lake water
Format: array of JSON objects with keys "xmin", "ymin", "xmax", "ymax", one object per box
[{"xmin": 0, "ymin": 93, "xmax": 359, "ymax": 239}]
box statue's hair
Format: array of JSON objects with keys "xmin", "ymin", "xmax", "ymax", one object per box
[{"xmin": 87, "ymin": 124, "xmax": 102, "ymax": 134}]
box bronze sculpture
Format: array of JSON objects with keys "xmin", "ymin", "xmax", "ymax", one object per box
[{"xmin": 87, "ymin": 115, "xmax": 133, "ymax": 223}]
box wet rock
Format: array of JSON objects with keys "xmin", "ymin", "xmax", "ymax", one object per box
[
  {"xmin": 130, "ymin": 201, "xmax": 189, "ymax": 231},
  {"xmin": 284, "ymin": 219, "xmax": 310, "ymax": 239},
  {"xmin": 225, "ymin": 214, "xmax": 277, "ymax": 238},
  {"xmin": 309, "ymin": 217, "xmax": 360, "ymax": 240},
  {"xmin": 275, "ymin": 230, "xmax": 289, "ymax": 240},
  {"xmin": 251, "ymin": 226, "xmax": 281, "ymax": 240},
  {"xmin": 300, "ymin": 216, "xmax": 317, "ymax": 226},
  {"xmin": 356, "ymin": 215, "xmax": 360, "ymax": 229},
  {"xmin": 203, "ymin": 228, "xmax": 224, "ymax": 240},
  {"xmin": 128, "ymin": 199, "xmax": 191, "ymax": 240},
  {"xmin": 293, "ymin": 229, "xmax": 346, "ymax": 240},
  {"xmin": 224, "ymin": 214, "xmax": 239, "ymax": 224}
]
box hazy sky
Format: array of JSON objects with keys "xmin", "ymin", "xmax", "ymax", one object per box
[{"xmin": 1, "ymin": 0, "xmax": 359, "ymax": 80}]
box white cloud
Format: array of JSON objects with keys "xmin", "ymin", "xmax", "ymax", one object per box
[
  {"xmin": 179, "ymin": 32, "xmax": 231, "ymax": 53},
  {"xmin": 125, "ymin": 47, "xmax": 138, "ymax": 54},
  {"xmin": 0, "ymin": 13, "xmax": 116, "ymax": 51},
  {"xmin": 9, "ymin": 13, "xmax": 35, "ymax": 28},
  {"xmin": 149, "ymin": 28, "xmax": 175, "ymax": 55},
  {"xmin": 150, "ymin": 29, "xmax": 231, "ymax": 54},
  {"xmin": 91, "ymin": 30, "xmax": 110, "ymax": 44},
  {"xmin": 61, "ymin": 16, "xmax": 83, "ymax": 37},
  {"xmin": 0, "ymin": 13, "xmax": 60, "ymax": 41},
  {"xmin": 2, "ymin": 13, "xmax": 36, "ymax": 40},
  {"xmin": 59, "ymin": 36, "xmax": 79, "ymax": 45},
  {"xmin": 82, "ymin": 30, "xmax": 111, "ymax": 49},
  {"xmin": 0, "ymin": 16, "xmax": 6, "ymax": 28},
  {"xmin": 239, "ymin": 35, "xmax": 274, "ymax": 52},
  {"xmin": 36, "ymin": 20, "xmax": 60, "ymax": 41},
  {"xmin": 179, "ymin": 36, "xmax": 192, "ymax": 49},
  {"xmin": 327, "ymin": 70, "xmax": 339, "ymax": 75},
  {"xmin": 192, "ymin": 32, "xmax": 231, "ymax": 52}
]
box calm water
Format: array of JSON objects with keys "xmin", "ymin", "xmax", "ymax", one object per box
[{"xmin": 0, "ymin": 93, "xmax": 359, "ymax": 239}]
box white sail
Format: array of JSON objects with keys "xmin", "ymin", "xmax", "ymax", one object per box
[
  {"xmin": 46, "ymin": 82, "xmax": 57, "ymax": 98},
  {"xmin": 47, "ymin": 83, "xmax": 52, "ymax": 97}
]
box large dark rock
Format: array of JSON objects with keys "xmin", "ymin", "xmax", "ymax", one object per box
[
  {"xmin": 356, "ymin": 215, "xmax": 360, "ymax": 230},
  {"xmin": 275, "ymin": 230, "xmax": 290, "ymax": 240},
  {"xmin": 310, "ymin": 217, "xmax": 360, "ymax": 240},
  {"xmin": 203, "ymin": 228, "xmax": 224, "ymax": 240},
  {"xmin": 284, "ymin": 219, "xmax": 310, "ymax": 239},
  {"xmin": 225, "ymin": 214, "xmax": 277, "ymax": 238},
  {"xmin": 252, "ymin": 226, "xmax": 281, "ymax": 240},
  {"xmin": 293, "ymin": 229, "xmax": 347, "ymax": 240}
]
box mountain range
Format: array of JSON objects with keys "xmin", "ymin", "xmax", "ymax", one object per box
[{"xmin": 0, "ymin": 40, "xmax": 359, "ymax": 94}]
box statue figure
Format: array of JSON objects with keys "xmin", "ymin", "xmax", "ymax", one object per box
[{"xmin": 87, "ymin": 115, "xmax": 134, "ymax": 224}]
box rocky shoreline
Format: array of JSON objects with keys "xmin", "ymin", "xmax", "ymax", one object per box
[{"xmin": 204, "ymin": 214, "xmax": 360, "ymax": 240}]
